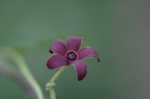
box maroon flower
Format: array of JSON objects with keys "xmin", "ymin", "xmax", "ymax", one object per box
[{"xmin": 47, "ymin": 36, "xmax": 100, "ymax": 81}]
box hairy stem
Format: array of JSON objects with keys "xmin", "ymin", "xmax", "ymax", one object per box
[{"xmin": 46, "ymin": 67, "xmax": 66, "ymax": 99}]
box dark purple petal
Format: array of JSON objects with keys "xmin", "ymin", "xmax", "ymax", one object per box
[
  {"xmin": 47, "ymin": 54, "xmax": 68, "ymax": 69},
  {"xmin": 72, "ymin": 60, "xmax": 87, "ymax": 81},
  {"xmin": 78, "ymin": 47, "xmax": 100, "ymax": 62},
  {"xmin": 49, "ymin": 40, "xmax": 66, "ymax": 55},
  {"xmin": 67, "ymin": 36, "xmax": 83, "ymax": 51}
]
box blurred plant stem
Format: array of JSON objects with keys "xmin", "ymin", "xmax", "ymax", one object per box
[
  {"xmin": 0, "ymin": 66, "xmax": 39, "ymax": 98},
  {"xmin": 46, "ymin": 67, "xmax": 66, "ymax": 99},
  {"xmin": 0, "ymin": 47, "xmax": 44, "ymax": 99}
]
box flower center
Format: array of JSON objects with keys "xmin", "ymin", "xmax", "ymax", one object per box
[{"xmin": 66, "ymin": 51, "xmax": 77, "ymax": 61}]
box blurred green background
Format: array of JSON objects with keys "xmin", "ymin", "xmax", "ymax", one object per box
[{"xmin": 0, "ymin": 0, "xmax": 145, "ymax": 99}]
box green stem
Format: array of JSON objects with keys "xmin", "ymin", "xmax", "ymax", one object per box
[
  {"xmin": 49, "ymin": 87, "xmax": 56, "ymax": 99},
  {"xmin": 0, "ymin": 66, "xmax": 39, "ymax": 99},
  {"xmin": 0, "ymin": 48, "xmax": 44, "ymax": 99},
  {"xmin": 46, "ymin": 67, "xmax": 66, "ymax": 99}
]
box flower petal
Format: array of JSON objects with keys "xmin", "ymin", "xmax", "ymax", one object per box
[
  {"xmin": 49, "ymin": 40, "xmax": 66, "ymax": 55},
  {"xmin": 67, "ymin": 36, "xmax": 83, "ymax": 51},
  {"xmin": 78, "ymin": 47, "xmax": 100, "ymax": 62},
  {"xmin": 47, "ymin": 54, "xmax": 68, "ymax": 69},
  {"xmin": 72, "ymin": 60, "xmax": 87, "ymax": 81}
]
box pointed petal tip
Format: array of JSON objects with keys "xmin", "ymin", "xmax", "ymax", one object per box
[
  {"xmin": 46, "ymin": 58, "xmax": 57, "ymax": 69},
  {"xmin": 50, "ymin": 40, "xmax": 66, "ymax": 55},
  {"xmin": 49, "ymin": 49, "xmax": 53, "ymax": 54},
  {"xmin": 77, "ymin": 73, "xmax": 87, "ymax": 81},
  {"xmin": 73, "ymin": 60, "xmax": 87, "ymax": 81},
  {"xmin": 97, "ymin": 57, "xmax": 101, "ymax": 62},
  {"xmin": 46, "ymin": 61, "xmax": 54, "ymax": 69},
  {"xmin": 79, "ymin": 47, "xmax": 100, "ymax": 62}
]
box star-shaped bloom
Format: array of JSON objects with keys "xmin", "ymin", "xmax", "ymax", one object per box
[{"xmin": 47, "ymin": 36, "xmax": 100, "ymax": 81}]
